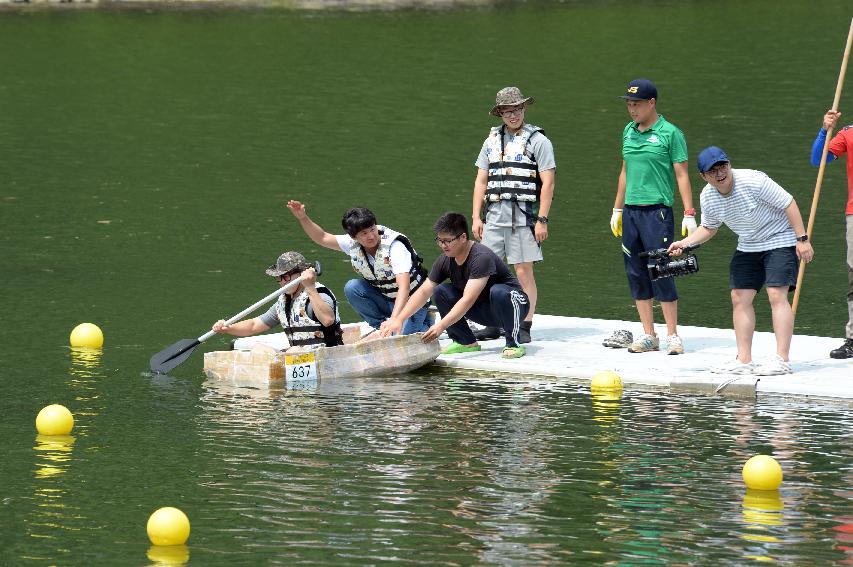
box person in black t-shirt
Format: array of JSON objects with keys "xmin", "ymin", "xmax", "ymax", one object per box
[{"xmin": 380, "ymin": 212, "xmax": 530, "ymax": 359}]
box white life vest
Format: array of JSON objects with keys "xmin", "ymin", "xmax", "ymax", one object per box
[
  {"xmin": 275, "ymin": 284, "xmax": 343, "ymax": 348},
  {"xmin": 484, "ymin": 123, "xmax": 543, "ymax": 203},
  {"xmin": 348, "ymin": 225, "xmax": 427, "ymax": 299}
]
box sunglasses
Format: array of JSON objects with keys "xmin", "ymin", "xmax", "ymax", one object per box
[{"xmin": 276, "ymin": 270, "xmax": 301, "ymax": 282}]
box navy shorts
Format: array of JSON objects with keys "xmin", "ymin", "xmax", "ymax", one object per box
[
  {"xmin": 729, "ymin": 247, "xmax": 798, "ymax": 291},
  {"xmin": 622, "ymin": 204, "xmax": 678, "ymax": 301}
]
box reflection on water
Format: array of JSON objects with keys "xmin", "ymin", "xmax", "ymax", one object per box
[
  {"xmin": 33, "ymin": 434, "xmax": 76, "ymax": 480},
  {"xmin": 68, "ymin": 347, "xmax": 104, "ymax": 422},
  {"xmin": 188, "ymin": 373, "xmax": 853, "ymax": 565},
  {"xmin": 69, "ymin": 347, "xmax": 102, "ymax": 378},
  {"xmin": 591, "ymin": 389, "xmax": 622, "ymax": 424},
  {"xmin": 29, "ymin": 434, "xmax": 78, "ymax": 550},
  {"xmin": 740, "ymin": 489, "xmax": 785, "ymax": 562},
  {"xmin": 146, "ymin": 544, "xmax": 190, "ymax": 566}
]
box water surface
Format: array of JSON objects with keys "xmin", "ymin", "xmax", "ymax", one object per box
[{"xmin": 1, "ymin": 1, "xmax": 852, "ymax": 564}]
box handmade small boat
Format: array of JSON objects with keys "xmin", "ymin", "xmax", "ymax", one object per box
[{"xmin": 203, "ymin": 329, "xmax": 440, "ymax": 385}]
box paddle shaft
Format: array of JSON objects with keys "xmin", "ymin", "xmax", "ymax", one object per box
[
  {"xmin": 197, "ymin": 276, "xmax": 304, "ymax": 343},
  {"xmin": 792, "ymin": 17, "xmax": 853, "ymax": 314}
]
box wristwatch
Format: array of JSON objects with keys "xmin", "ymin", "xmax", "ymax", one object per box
[
  {"xmin": 536, "ymin": 216, "xmax": 549, "ymax": 224},
  {"xmin": 796, "ymin": 234, "xmax": 809, "ymax": 242}
]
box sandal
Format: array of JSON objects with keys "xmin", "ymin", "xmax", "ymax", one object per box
[
  {"xmin": 501, "ymin": 345, "xmax": 526, "ymax": 359},
  {"xmin": 441, "ymin": 342, "xmax": 482, "ymax": 355}
]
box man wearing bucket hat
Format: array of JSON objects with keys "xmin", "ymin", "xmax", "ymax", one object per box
[
  {"xmin": 668, "ymin": 147, "xmax": 813, "ymax": 375},
  {"xmin": 471, "ymin": 86, "xmax": 556, "ymax": 344},
  {"xmin": 211, "ymin": 251, "xmax": 344, "ymax": 351},
  {"xmin": 607, "ymin": 78, "xmax": 695, "ymax": 355}
]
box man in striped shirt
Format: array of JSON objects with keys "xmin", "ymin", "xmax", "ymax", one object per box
[{"xmin": 668, "ymin": 146, "xmax": 814, "ymax": 375}]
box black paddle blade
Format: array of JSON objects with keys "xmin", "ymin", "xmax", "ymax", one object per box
[{"xmin": 149, "ymin": 338, "xmax": 201, "ymax": 374}]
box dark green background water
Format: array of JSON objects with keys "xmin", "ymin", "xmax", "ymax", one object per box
[{"xmin": 1, "ymin": 1, "xmax": 852, "ymax": 565}]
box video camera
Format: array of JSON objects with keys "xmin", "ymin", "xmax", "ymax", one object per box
[{"xmin": 638, "ymin": 244, "xmax": 700, "ymax": 281}]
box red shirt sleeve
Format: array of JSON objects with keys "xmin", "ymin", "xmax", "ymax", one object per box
[{"xmin": 828, "ymin": 127, "xmax": 850, "ymax": 157}]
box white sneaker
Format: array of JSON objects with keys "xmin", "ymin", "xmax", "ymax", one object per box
[
  {"xmin": 603, "ymin": 329, "xmax": 633, "ymax": 348},
  {"xmin": 711, "ymin": 358, "xmax": 754, "ymax": 374},
  {"xmin": 753, "ymin": 355, "xmax": 793, "ymax": 376},
  {"xmin": 666, "ymin": 334, "xmax": 684, "ymax": 355},
  {"xmin": 628, "ymin": 333, "xmax": 659, "ymax": 353}
]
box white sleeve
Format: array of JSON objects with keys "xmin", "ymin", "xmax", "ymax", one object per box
[
  {"xmin": 335, "ymin": 234, "xmax": 355, "ymax": 255},
  {"xmin": 699, "ymin": 188, "xmax": 723, "ymax": 230},
  {"xmin": 757, "ymin": 173, "xmax": 794, "ymax": 209},
  {"xmin": 388, "ymin": 240, "xmax": 413, "ymax": 275}
]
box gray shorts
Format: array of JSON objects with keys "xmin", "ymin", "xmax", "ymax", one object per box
[{"xmin": 481, "ymin": 225, "xmax": 543, "ymax": 265}]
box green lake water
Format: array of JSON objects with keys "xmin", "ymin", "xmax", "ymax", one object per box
[{"xmin": 1, "ymin": 1, "xmax": 852, "ymax": 564}]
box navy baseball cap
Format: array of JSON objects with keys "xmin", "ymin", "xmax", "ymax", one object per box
[
  {"xmin": 619, "ymin": 79, "xmax": 658, "ymax": 100},
  {"xmin": 697, "ymin": 146, "xmax": 730, "ymax": 173}
]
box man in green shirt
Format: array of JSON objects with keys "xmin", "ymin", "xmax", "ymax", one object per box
[{"xmin": 607, "ymin": 79, "xmax": 696, "ymax": 355}]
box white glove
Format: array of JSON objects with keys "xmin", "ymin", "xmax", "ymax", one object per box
[
  {"xmin": 681, "ymin": 215, "xmax": 697, "ymax": 237},
  {"xmin": 610, "ymin": 208, "xmax": 623, "ymax": 237}
]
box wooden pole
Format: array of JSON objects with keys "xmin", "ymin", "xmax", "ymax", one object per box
[{"xmin": 792, "ymin": 17, "xmax": 853, "ymax": 314}]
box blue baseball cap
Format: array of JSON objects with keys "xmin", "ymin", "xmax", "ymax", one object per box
[
  {"xmin": 697, "ymin": 146, "xmax": 730, "ymax": 173},
  {"xmin": 619, "ymin": 79, "xmax": 657, "ymax": 101}
]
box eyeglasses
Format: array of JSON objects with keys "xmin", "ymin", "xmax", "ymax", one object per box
[
  {"xmin": 499, "ymin": 106, "xmax": 525, "ymax": 117},
  {"xmin": 704, "ymin": 163, "xmax": 729, "ymax": 176},
  {"xmin": 277, "ymin": 271, "xmax": 300, "ymax": 282},
  {"xmin": 435, "ymin": 234, "xmax": 464, "ymax": 246}
]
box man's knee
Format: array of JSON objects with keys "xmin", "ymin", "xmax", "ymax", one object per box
[
  {"xmin": 514, "ymin": 262, "xmax": 535, "ymax": 280},
  {"xmin": 344, "ymin": 278, "xmax": 367, "ymax": 300},
  {"xmin": 490, "ymin": 284, "xmax": 525, "ymax": 305},
  {"xmin": 766, "ymin": 286, "xmax": 791, "ymax": 306},
  {"xmin": 731, "ymin": 289, "xmax": 755, "ymax": 307},
  {"xmin": 432, "ymin": 284, "xmax": 456, "ymax": 308}
]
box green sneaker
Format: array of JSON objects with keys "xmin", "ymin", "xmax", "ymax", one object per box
[
  {"xmin": 501, "ymin": 345, "xmax": 526, "ymax": 359},
  {"xmin": 441, "ymin": 342, "xmax": 481, "ymax": 355}
]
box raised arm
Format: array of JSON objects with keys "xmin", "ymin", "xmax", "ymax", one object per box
[
  {"xmin": 286, "ymin": 200, "xmax": 342, "ymax": 251},
  {"xmin": 810, "ymin": 110, "xmax": 841, "ymax": 166}
]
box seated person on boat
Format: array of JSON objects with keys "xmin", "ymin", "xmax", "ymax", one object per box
[
  {"xmin": 286, "ymin": 200, "xmax": 431, "ymax": 335},
  {"xmin": 380, "ymin": 212, "xmax": 530, "ymax": 360},
  {"xmin": 211, "ymin": 251, "xmax": 344, "ymax": 353}
]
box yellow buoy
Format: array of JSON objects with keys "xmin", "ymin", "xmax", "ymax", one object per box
[
  {"xmin": 35, "ymin": 404, "xmax": 74, "ymax": 436},
  {"xmin": 147, "ymin": 507, "xmax": 191, "ymax": 546},
  {"xmin": 742, "ymin": 455, "xmax": 783, "ymax": 490},
  {"xmin": 590, "ymin": 370, "xmax": 623, "ymax": 391},
  {"xmin": 70, "ymin": 323, "xmax": 104, "ymax": 349}
]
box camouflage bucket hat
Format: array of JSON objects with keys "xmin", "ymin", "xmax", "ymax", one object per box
[
  {"xmin": 490, "ymin": 86, "xmax": 535, "ymax": 117},
  {"xmin": 265, "ymin": 251, "xmax": 311, "ymax": 277}
]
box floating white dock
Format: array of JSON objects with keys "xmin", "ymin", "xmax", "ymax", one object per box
[
  {"xmin": 433, "ymin": 314, "xmax": 853, "ymax": 401},
  {"xmin": 227, "ymin": 317, "xmax": 850, "ymax": 400}
]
